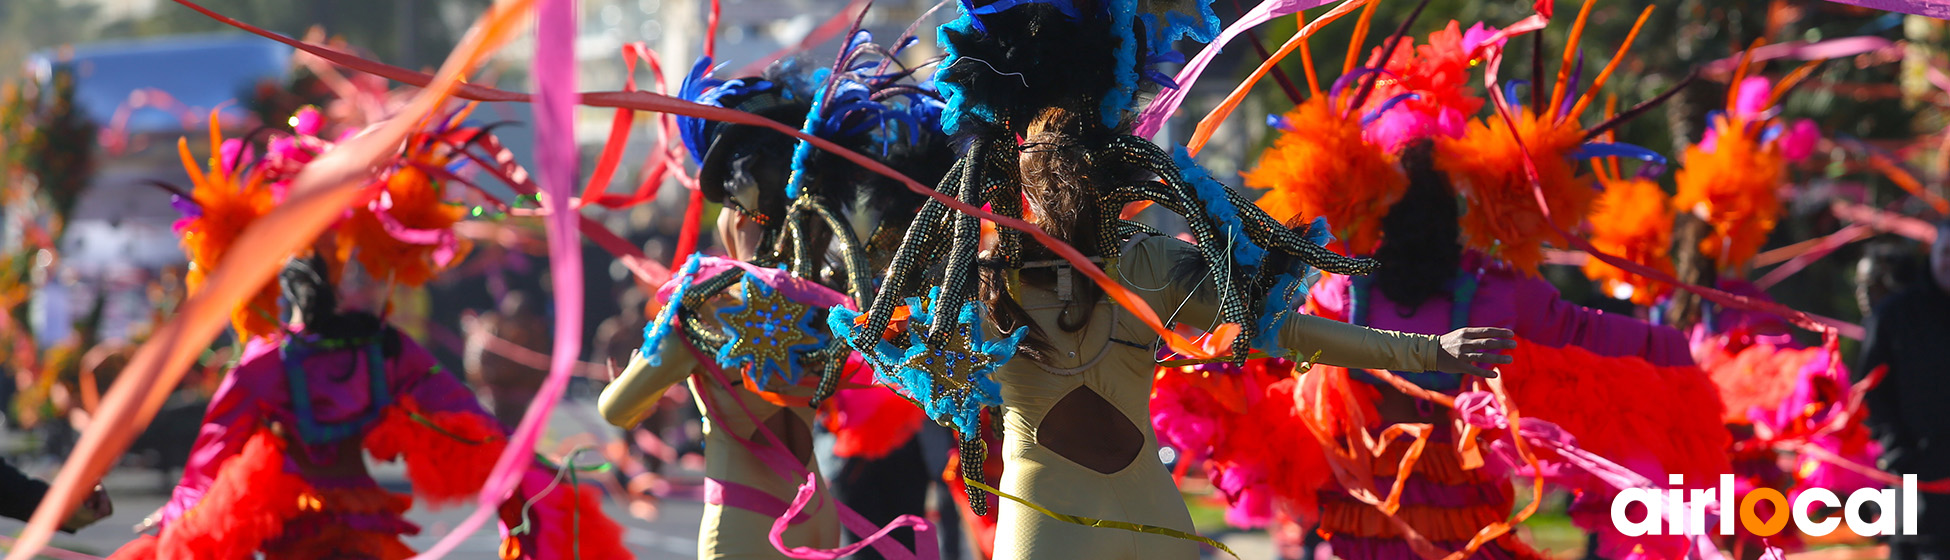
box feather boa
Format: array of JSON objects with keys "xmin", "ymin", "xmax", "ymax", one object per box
[
  {"xmin": 1244, "ymin": 97, "xmax": 1406, "ymax": 256},
  {"xmin": 1583, "ymin": 177, "xmax": 1675, "ymax": 305},
  {"xmin": 148, "ymin": 428, "xmax": 307, "ymax": 560},
  {"xmin": 1436, "ymin": 109, "xmax": 1594, "ymax": 276},
  {"xmin": 363, "ymin": 401, "xmax": 508, "ymax": 507}
]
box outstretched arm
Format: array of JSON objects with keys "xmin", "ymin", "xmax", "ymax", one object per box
[{"xmin": 1124, "ymin": 236, "xmax": 1511, "ymax": 374}]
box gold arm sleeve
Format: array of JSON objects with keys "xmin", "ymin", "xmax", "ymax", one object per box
[
  {"xmin": 1121, "ymin": 235, "xmax": 1442, "ymax": 372},
  {"xmin": 1275, "ymin": 313, "xmax": 1442, "ymax": 372},
  {"xmin": 597, "ymin": 332, "xmax": 698, "ymax": 428}
]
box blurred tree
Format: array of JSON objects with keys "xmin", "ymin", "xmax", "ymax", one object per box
[
  {"xmin": 22, "ymin": 64, "xmax": 95, "ymax": 242},
  {"xmin": 0, "ymin": 0, "xmax": 99, "ymax": 70}
]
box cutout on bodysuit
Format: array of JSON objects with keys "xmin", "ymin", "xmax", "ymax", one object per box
[
  {"xmin": 754, "ymin": 408, "xmax": 816, "ymax": 466},
  {"xmin": 1038, "ymin": 387, "xmax": 1145, "ymax": 474}
]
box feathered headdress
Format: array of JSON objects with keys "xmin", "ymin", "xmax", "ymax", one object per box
[
  {"xmin": 171, "ymin": 105, "xmax": 477, "ymax": 340},
  {"xmin": 1673, "ymin": 54, "xmax": 1822, "ymax": 271},
  {"xmin": 1246, "ymin": 97, "xmax": 1404, "ymax": 256},
  {"xmin": 1245, "ymin": 17, "xmax": 1503, "ymax": 257},
  {"xmin": 1584, "ymin": 173, "xmax": 1674, "ymax": 305},
  {"xmin": 336, "ymin": 108, "xmax": 477, "ymax": 288},
  {"xmin": 171, "ymin": 115, "xmax": 281, "ymax": 340},
  {"xmin": 1429, "ymin": 1, "xmax": 1669, "ymax": 276},
  {"xmin": 1360, "ymin": 20, "xmax": 1503, "ymax": 153}
]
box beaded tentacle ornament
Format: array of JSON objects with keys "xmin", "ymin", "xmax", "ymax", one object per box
[
  {"xmin": 832, "ymin": 0, "xmax": 1378, "ymax": 514},
  {"xmin": 645, "ymin": 31, "xmax": 949, "ymax": 406}
]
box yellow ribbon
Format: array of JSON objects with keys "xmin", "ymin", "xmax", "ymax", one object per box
[{"xmin": 962, "ymin": 479, "xmax": 1240, "ymax": 559}]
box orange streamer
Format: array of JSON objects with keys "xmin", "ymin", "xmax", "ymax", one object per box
[
  {"xmin": 1189, "ymin": 0, "xmax": 1370, "ymax": 156},
  {"xmin": 5, "ymin": 4, "xmax": 536, "ymax": 559}
]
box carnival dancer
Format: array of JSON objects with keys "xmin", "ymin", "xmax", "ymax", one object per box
[
  {"xmin": 826, "ymin": 2, "xmax": 1518, "ymax": 559},
  {"xmin": 110, "ymin": 112, "xmax": 629, "ymax": 560},
  {"xmin": 1658, "ymin": 67, "xmax": 1883, "ymax": 554},
  {"xmin": 598, "ymin": 35, "xmax": 950, "ymax": 559},
  {"xmin": 1178, "ymin": 7, "xmax": 1734, "ymax": 558}
]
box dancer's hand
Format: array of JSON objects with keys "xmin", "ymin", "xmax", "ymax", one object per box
[
  {"xmin": 1435, "ymin": 327, "xmax": 1516, "ymax": 378},
  {"xmin": 61, "ymin": 485, "xmax": 112, "ymax": 532}
]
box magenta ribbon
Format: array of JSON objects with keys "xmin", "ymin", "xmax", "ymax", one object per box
[
  {"xmin": 412, "ymin": 0, "xmax": 586, "ymax": 556},
  {"xmin": 682, "ymin": 340, "xmax": 939, "ymax": 560},
  {"xmin": 1701, "ymin": 36, "xmax": 1896, "ymax": 74},
  {"xmin": 705, "ymin": 478, "xmax": 813, "ymax": 524},
  {"xmin": 1817, "ymin": 0, "xmax": 1949, "ymax": 17},
  {"xmin": 370, "ymin": 207, "xmax": 462, "ymax": 268}
]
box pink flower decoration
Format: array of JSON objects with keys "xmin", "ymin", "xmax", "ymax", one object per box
[
  {"xmin": 293, "ymin": 106, "xmax": 323, "ymax": 136},
  {"xmin": 219, "ymin": 138, "xmax": 253, "ymax": 173},
  {"xmin": 1780, "ymin": 119, "xmax": 1819, "ymax": 162},
  {"xmin": 1460, "ymin": 22, "xmax": 1504, "ymax": 54},
  {"xmin": 1734, "ymin": 76, "xmax": 1773, "ymax": 120}
]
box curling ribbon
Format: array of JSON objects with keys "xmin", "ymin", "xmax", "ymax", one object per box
[{"xmin": 685, "ymin": 340, "xmax": 938, "ymax": 560}]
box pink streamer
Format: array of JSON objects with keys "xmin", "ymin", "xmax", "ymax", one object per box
[
  {"xmin": 0, "ymin": 537, "xmax": 101, "ymax": 560},
  {"xmin": 1753, "ymin": 224, "xmax": 1870, "ymax": 290},
  {"xmin": 370, "ymin": 207, "xmax": 462, "ymax": 267},
  {"xmin": 1701, "ymin": 36, "xmax": 1896, "ymax": 74},
  {"xmin": 707, "ymin": 478, "xmax": 813, "ymax": 524},
  {"xmin": 410, "ymin": 0, "xmax": 584, "ymax": 556},
  {"xmin": 1816, "ymin": 0, "xmax": 1950, "ymax": 18},
  {"xmin": 1133, "ymin": 0, "xmax": 1340, "ymax": 137}
]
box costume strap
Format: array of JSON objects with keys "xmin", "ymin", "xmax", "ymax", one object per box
[
  {"xmin": 704, "ymin": 478, "xmax": 812, "ymax": 524},
  {"xmin": 282, "ymin": 335, "xmax": 393, "ymax": 448}
]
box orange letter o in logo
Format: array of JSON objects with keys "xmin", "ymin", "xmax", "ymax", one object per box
[{"xmin": 1740, "ymin": 488, "xmax": 1789, "ymax": 536}]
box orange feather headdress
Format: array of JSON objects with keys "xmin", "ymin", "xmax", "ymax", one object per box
[
  {"xmin": 1584, "ymin": 174, "xmax": 1674, "ymax": 305},
  {"xmin": 1430, "ymin": 0, "xmax": 1659, "ymax": 276},
  {"xmin": 1672, "ymin": 47, "xmax": 1819, "ymax": 271},
  {"xmin": 334, "ymin": 119, "xmax": 475, "ymax": 288},
  {"xmin": 173, "ymin": 114, "xmax": 282, "ymax": 340},
  {"xmin": 1436, "ymin": 108, "xmax": 1595, "ymax": 276},
  {"xmin": 172, "ymin": 106, "xmax": 477, "ymax": 340},
  {"xmin": 1245, "ymin": 97, "xmax": 1405, "ymax": 256}
]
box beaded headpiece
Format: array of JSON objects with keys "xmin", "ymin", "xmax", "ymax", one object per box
[{"xmin": 644, "ymin": 31, "xmax": 948, "ymax": 401}]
